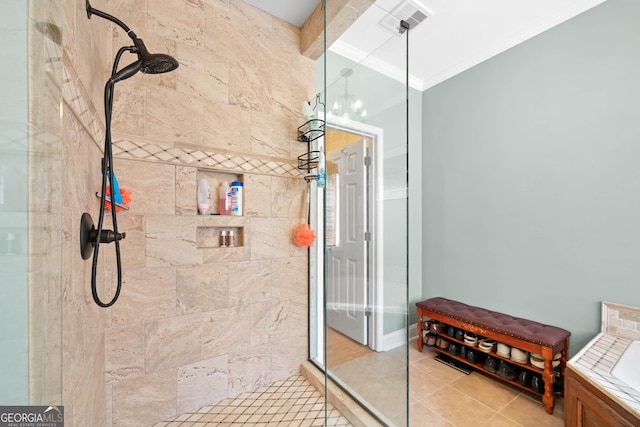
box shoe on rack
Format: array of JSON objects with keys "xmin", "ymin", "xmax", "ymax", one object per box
[
  {"xmin": 517, "ymin": 370, "xmax": 532, "ymax": 387},
  {"xmin": 483, "ymin": 355, "xmax": 499, "ymax": 373},
  {"xmin": 431, "ymin": 322, "xmax": 448, "ymax": 335},
  {"xmin": 436, "ymin": 337, "xmax": 450, "ymax": 351},
  {"xmin": 425, "ymin": 332, "xmax": 437, "ymax": 347},
  {"xmin": 466, "ymin": 349, "xmax": 484, "ymax": 364},
  {"xmin": 496, "ymin": 342, "xmax": 511, "ymax": 358},
  {"xmin": 464, "ymin": 332, "xmax": 478, "ymax": 347},
  {"xmin": 449, "ymin": 343, "xmax": 460, "ymax": 357},
  {"xmin": 496, "ymin": 360, "xmax": 517, "ymax": 381},
  {"xmin": 531, "ymin": 375, "xmax": 545, "ymax": 394},
  {"xmin": 553, "ymin": 376, "xmax": 564, "ymax": 396}
]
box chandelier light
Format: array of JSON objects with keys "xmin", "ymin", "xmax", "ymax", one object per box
[{"xmin": 328, "ymin": 68, "xmax": 367, "ymax": 120}]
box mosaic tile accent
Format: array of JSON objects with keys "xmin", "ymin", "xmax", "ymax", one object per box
[
  {"xmin": 111, "ymin": 138, "xmax": 302, "ymax": 178},
  {"xmin": 151, "ymin": 374, "xmax": 352, "ymax": 427},
  {"xmin": 602, "ymin": 301, "xmax": 640, "ymax": 341}
]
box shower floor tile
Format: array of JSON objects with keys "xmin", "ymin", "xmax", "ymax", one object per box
[{"xmin": 152, "ymin": 374, "xmax": 352, "ymax": 427}]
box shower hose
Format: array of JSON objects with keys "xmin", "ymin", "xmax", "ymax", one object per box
[{"xmin": 90, "ymin": 46, "xmax": 135, "ymax": 307}]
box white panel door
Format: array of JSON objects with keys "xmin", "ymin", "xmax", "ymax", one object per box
[{"xmin": 326, "ymin": 139, "xmax": 367, "ymax": 345}]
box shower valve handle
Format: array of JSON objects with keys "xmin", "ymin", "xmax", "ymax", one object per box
[
  {"xmin": 79, "ymin": 213, "xmax": 126, "ymax": 260},
  {"xmin": 97, "ymin": 229, "xmax": 126, "ymax": 244}
]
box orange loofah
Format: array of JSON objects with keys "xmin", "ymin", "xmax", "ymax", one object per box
[
  {"xmin": 105, "ymin": 187, "xmax": 131, "ymax": 212},
  {"xmin": 294, "ymin": 223, "xmax": 316, "ymax": 247}
]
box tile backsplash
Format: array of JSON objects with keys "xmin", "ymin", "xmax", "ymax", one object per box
[{"xmin": 602, "ymin": 301, "xmax": 640, "ymax": 341}]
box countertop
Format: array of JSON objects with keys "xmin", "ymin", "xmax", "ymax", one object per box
[{"xmin": 567, "ymin": 301, "xmax": 640, "ymax": 418}]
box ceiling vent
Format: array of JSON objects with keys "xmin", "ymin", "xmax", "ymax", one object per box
[{"xmin": 379, "ymin": 0, "xmax": 433, "ymax": 34}]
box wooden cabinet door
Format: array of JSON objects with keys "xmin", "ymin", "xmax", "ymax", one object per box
[{"xmin": 565, "ymin": 373, "xmax": 636, "ymax": 427}]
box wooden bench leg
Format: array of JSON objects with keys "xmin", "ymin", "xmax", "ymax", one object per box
[
  {"xmin": 417, "ymin": 307, "xmax": 424, "ymax": 352},
  {"xmin": 541, "ymin": 347, "xmax": 555, "ymax": 414},
  {"xmin": 559, "ymin": 338, "xmax": 569, "ymax": 397}
]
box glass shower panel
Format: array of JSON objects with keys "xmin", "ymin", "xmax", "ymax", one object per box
[
  {"xmin": 0, "ymin": 0, "xmax": 63, "ymax": 405},
  {"xmin": 0, "ymin": 1, "xmax": 30, "ymax": 404},
  {"xmin": 27, "ymin": 0, "xmax": 64, "ymax": 404},
  {"xmin": 310, "ymin": 3, "xmax": 410, "ymax": 425}
]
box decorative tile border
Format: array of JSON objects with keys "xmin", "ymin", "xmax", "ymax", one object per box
[
  {"xmin": 62, "ymin": 62, "xmax": 302, "ymax": 179},
  {"xmin": 111, "ymin": 138, "xmax": 301, "ymax": 178}
]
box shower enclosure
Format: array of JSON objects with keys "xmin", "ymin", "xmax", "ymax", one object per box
[
  {"xmin": 309, "ymin": 2, "xmax": 419, "ymax": 425},
  {"xmin": 0, "ymin": 0, "xmax": 63, "ymax": 405}
]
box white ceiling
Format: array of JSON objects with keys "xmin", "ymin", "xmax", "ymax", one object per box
[
  {"xmin": 241, "ymin": 0, "xmax": 319, "ymax": 27},
  {"xmin": 248, "ymin": 0, "xmax": 608, "ymax": 91}
]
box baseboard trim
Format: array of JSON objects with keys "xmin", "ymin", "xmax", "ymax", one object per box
[{"xmin": 379, "ymin": 323, "xmax": 418, "ymax": 352}]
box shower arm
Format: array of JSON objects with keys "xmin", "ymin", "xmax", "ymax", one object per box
[
  {"xmin": 86, "ymin": 0, "xmax": 139, "ymax": 41},
  {"xmin": 85, "ymin": 0, "xmax": 146, "ymax": 83}
]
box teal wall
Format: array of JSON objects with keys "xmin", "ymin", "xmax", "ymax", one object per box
[
  {"xmin": 0, "ymin": 1, "xmax": 29, "ymax": 404},
  {"xmin": 422, "ymin": 0, "xmax": 640, "ymax": 355}
]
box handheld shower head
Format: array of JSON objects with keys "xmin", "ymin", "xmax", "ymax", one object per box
[{"xmin": 133, "ymin": 38, "xmax": 179, "ymax": 75}]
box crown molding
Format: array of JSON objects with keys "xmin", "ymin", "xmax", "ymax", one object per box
[{"xmin": 329, "ymin": 39, "xmax": 425, "ymax": 91}]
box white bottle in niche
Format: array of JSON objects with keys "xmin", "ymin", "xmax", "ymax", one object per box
[
  {"xmin": 219, "ymin": 181, "xmax": 231, "ymax": 215},
  {"xmin": 197, "ymin": 179, "xmax": 210, "ymax": 215},
  {"xmin": 230, "ymin": 181, "xmax": 243, "ymax": 216},
  {"xmin": 228, "ymin": 230, "xmax": 235, "ymax": 247},
  {"xmin": 219, "ymin": 230, "xmax": 227, "ymax": 247}
]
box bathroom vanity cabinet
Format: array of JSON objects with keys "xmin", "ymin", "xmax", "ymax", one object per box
[{"xmin": 565, "ymin": 366, "xmax": 638, "ymax": 426}]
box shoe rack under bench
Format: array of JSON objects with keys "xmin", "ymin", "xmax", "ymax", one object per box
[{"xmin": 417, "ymin": 304, "xmax": 568, "ymax": 415}]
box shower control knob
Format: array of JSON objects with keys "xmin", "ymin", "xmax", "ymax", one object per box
[
  {"xmin": 98, "ymin": 229, "xmax": 126, "ymax": 244},
  {"xmin": 79, "ymin": 213, "xmax": 126, "ymax": 260}
]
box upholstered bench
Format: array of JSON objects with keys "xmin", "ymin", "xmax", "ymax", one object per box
[{"xmin": 416, "ymin": 297, "xmax": 571, "ymax": 415}]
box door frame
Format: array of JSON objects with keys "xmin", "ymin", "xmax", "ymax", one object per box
[{"xmin": 314, "ymin": 114, "xmax": 385, "ymax": 352}]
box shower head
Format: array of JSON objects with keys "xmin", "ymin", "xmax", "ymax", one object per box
[{"xmin": 133, "ymin": 38, "xmax": 179, "ymax": 75}]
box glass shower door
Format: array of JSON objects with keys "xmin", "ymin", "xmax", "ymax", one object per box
[
  {"xmin": 309, "ymin": 2, "xmax": 411, "ymax": 425},
  {"xmin": 0, "ymin": 0, "xmax": 63, "ymax": 405}
]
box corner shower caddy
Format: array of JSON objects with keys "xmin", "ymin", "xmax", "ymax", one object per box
[{"xmin": 297, "ymin": 118, "xmax": 325, "ymax": 182}]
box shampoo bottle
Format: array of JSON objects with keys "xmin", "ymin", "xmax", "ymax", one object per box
[
  {"xmin": 230, "ymin": 181, "xmax": 243, "ymax": 216},
  {"xmin": 219, "ymin": 182, "xmax": 231, "ymax": 215},
  {"xmin": 197, "ymin": 179, "xmax": 210, "ymax": 215}
]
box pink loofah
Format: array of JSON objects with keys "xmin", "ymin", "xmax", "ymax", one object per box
[{"xmin": 294, "ymin": 223, "xmax": 316, "ymax": 247}]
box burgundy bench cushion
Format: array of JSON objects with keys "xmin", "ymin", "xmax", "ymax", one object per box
[{"xmin": 417, "ymin": 297, "xmax": 570, "ymax": 348}]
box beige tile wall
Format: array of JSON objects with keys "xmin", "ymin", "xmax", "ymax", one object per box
[
  {"xmin": 602, "ymin": 301, "xmax": 640, "ymax": 341},
  {"xmin": 62, "ymin": 0, "xmax": 315, "ymax": 425}
]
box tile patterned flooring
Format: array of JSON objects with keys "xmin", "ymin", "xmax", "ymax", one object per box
[
  {"xmin": 151, "ymin": 375, "xmax": 352, "ymax": 427},
  {"xmin": 404, "ymin": 342, "xmax": 565, "ymax": 426},
  {"xmin": 154, "ymin": 340, "xmax": 565, "ymax": 426}
]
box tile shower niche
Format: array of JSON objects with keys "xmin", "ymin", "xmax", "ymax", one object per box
[{"xmin": 195, "ymin": 169, "xmax": 245, "ymax": 251}]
